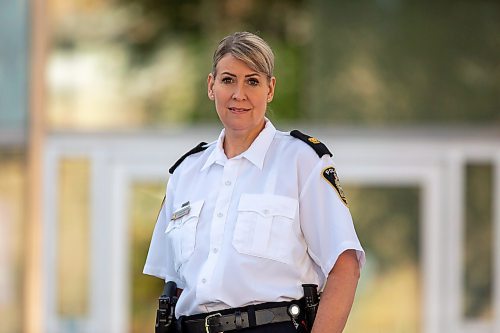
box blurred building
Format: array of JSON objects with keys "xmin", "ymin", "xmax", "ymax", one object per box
[
  {"xmin": 0, "ymin": 0, "xmax": 29, "ymax": 333},
  {"xmin": 1, "ymin": 1, "xmax": 499, "ymax": 333}
]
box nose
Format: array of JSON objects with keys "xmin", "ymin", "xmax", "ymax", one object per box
[{"xmin": 232, "ymin": 84, "xmax": 247, "ymax": 101}]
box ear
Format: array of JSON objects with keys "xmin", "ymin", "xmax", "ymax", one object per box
[
  {"xmin": 267, "ymin": 76, "xmax": 276, "ymax": 103},
  {"xmin": 207, "ymin": 73, "xmax": 215, "ymax": 100}
]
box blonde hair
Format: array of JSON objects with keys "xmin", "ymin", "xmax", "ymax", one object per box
[{"xmin": 212, "ymin": 32, "xmax": 275, "ymax": 80}]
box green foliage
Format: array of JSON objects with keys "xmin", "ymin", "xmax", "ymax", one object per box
[
  {"xmin": 114, "ymin": 0, "xmax": 306, "ymax": 64},
  {"xmin": 269, "ymin": 41, "xmax": 303, "ymax": 121},
  {"xmin": 51, "ymin": 0, "xmax": 500, "ymax": 127},
  {"xmin": 464, "ymin": 164, "xmax": 493, "ymax": 319},
  {"xmin": 112, "ymin": 0, "xmax": 308, "ymax": 125},
  {"xmin": 309, "ymin": 1, "xmax": 500, "ymax": 124}
]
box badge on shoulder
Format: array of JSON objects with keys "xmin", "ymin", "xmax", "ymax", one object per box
[
  {"xmin": 322, "ymin": 167, "xmax": 348, "ymax": 206},
  {"xmin": 171, "ymin": 201, "xmax": 190, "ymax": 220}
]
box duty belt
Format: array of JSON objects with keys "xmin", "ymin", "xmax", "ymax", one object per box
[{"xmin": 179, "ymin": 300, "xmax": 300, "ymax": 333}]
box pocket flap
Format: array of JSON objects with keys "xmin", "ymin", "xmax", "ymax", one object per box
[
  {"xmin": 238, "ymin": 194, "xmax": 297, "ymax": 219},
  {"xmin": 185, "ymin": 199, "xmax": 204, "ymax": 218}
]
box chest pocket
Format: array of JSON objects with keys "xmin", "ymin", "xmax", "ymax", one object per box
[
  {"xmin": 233, "ymin": 194, "xmax": 298, "ymax": 264},
  {"xmin": 165, "ymin": 200, "xmax": 204, "ymax": 271}
]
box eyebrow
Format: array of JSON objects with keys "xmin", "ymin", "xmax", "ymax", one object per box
[{"xmin": 221, "ymin": 71, "xmax": 261, "ymax": 78}]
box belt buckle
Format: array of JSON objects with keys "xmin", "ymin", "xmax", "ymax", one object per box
[{"xmin": 204, "ymin": 312, "xmax": 222, "ymax": 333}]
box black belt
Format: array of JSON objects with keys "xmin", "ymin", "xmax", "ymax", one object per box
[{"xmin": 179, "ymin": 301, "xmax": 300, "ymax": 333}]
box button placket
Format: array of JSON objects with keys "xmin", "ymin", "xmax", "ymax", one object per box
[{"xmin": 199, "ymin": 159, "xmax": 240, "ymax": 292}]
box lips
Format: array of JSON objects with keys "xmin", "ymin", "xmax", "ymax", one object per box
[{"xmin": 228, "ymin": 107, "xmax": 251, "ymax": 113}]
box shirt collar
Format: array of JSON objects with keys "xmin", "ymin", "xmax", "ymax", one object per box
[
  {"xmin": 201, "ymin": 118, "xmax": 276, "ymax": 171},
  {"xmin": 200, "ymin": 130, "xmax": 228, "ymax": 171}
]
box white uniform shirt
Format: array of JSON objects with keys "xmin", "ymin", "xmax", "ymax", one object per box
[{"xmin": 144, "ymin": 120, "xmax": 365, "ymax": 317}]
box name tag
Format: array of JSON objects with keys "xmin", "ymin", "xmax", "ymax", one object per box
[{"xmin": 171, "ymin": 202, "xmax": 190, "ymax": 220}]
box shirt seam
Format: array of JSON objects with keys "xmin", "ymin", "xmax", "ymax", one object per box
[{"xmin": 298, "ymin": 159, "xmax": 324, "ymax": 200}]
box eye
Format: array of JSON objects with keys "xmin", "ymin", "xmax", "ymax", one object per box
[
  {"xmin": 221, "ymin": 77, "xmax": 234, "ymax": 84},
  {"xmin": 247, "ymin": 78, "xmax": 259, "ymax": 86}
]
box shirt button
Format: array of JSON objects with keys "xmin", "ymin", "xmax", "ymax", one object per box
[
  {"xmin": 263, "ymin": 209, "xmax": 270, "ymax": 215},
  {"xmin": 213, "ymin": 248, "xmax": 218, "ymax": 254},
  {"xmin": 201, "ymin": 278, "xmax": 207, "ymax": 283},
  {"xmin": 225, "ymin": 180, "xmax": 232, "ymax": 186},
  {"xmin": 217, "ymin": 212, "xmax": 223, "ymax": 218}
]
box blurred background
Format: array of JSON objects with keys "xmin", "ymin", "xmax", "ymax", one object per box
[{"xmin": 1, "ymin": 0, "xmax": 499, "ymax": 332}]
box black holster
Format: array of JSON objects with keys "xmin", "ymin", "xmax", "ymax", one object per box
[
  {"xmin": 155, "ymin": 281, "xmax": 178, "ymax": 333},
  {"xmin": 302, "ymin": 284, "xmax": 320, "ymax": 332}
]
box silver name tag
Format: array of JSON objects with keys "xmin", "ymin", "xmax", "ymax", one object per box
[{"xmin": 171, "ymin": 202, "xmax": 190, "ymax": 220}]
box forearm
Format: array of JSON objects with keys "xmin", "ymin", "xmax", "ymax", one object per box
[{"xmin": 311, "ymin": 250, "xmax": 360, "ymax": 333}]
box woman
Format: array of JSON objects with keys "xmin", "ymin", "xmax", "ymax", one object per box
[{"xmin": 144, "ymin": 32, "xmax": 365, "ymax": 333}]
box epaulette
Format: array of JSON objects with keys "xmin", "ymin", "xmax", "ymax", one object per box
[
  {"xmin": 169, "ymin": 142, "xmax": 208, "ymax": 174},
  {"xmin": 290, "ymin": 130, "xmax": 332, "ymax": 158}
]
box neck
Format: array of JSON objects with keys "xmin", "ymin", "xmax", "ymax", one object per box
[{"xmin": 223, "ymin": 122, "xmax": 265, "ymax": 158}]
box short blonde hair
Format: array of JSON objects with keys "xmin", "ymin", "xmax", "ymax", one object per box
[{"xmin": 212, "ymin": 32, "xmax": 274, "ymax": 80}]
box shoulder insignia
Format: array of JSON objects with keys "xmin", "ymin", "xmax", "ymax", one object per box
[
  {"xmin": 290, "ymin": 130, "xmax": 332, "ymax": 158},
  {"xmin": 169, "ymin": 142, "xmax": 208, "ymax": 174},
  {"xmin": 322, "ymin": 166, "xmax": 348, "ymax": 206}
]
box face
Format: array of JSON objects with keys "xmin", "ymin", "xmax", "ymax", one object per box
[{"xmin": 207, "ymin": 54, "xmax": 276, "ymax": 137}]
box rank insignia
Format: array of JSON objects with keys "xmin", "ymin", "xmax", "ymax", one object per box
[
  {"xmin": 322, "ymin": 166, "xmax": 348, "ymax": 206},
  {"xmin": 290, "ymin": 130, "xmax": 332, "ymax": 158},
  {"xmin": 308, "ymin": 137, "xmax": 321, "ymax": 144}
]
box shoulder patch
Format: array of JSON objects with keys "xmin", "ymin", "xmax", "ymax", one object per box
[
  {"xmin": 290, "ymin": 130, "xmax": 332, "ymax": 158},
  {"xmin": 322, "ymin": 166, "xmax": 348, "ymax": 206},
  {"xmin": 169, "ymin": 142, "xmax": 208, "ymax": 174}
]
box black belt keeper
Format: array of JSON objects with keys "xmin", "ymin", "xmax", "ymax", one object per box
[
  {"xmin": 234, "ymin": 310, "xmax": 243, "ymax": 329},
  {"xmin": 247, "ymin": 305, "xmax": 256, "ymax": 327}
]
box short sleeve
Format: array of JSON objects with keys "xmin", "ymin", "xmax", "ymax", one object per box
[
  {"xmin": 143, "ymin": 179, "xmax": 184, "ymax": 287},
  {"xmin": 299, "ymin": 155, "xmax": 365, "ymax": 281}
]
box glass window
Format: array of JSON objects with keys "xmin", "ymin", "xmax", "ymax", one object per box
[
  {"xmin": 0, "ymin": 151, "xmax": 26, "ymax": 333},
  {"xmin": 0, "ymin": 1, "xmax": 28, "ymax": 134},
  {"xmin": 464, "ymin": 163, "xmax": 493, "ymax": 319},
  {"xmin": 344, "ymin": 186, "xmax": 421, "ymax": 333},
  {"xmin": 129, "ymin": 181, "xmax": 165, "ymax": 333},
  {"xmin": 57, "ymin": 158, "xmax": 91, "ymax": 317}
]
